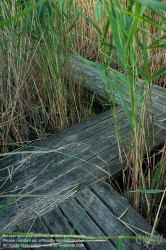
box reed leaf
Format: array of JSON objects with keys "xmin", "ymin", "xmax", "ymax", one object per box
[
  {"xmin": 116, "ymin": 237, "xmax": 124, "ymax": 250},
  {"xmin": 133, "ymin": 0, "xmax": 166, "ymax": 11},
  {"xmin": 104, "ymin": 0, "xmax": 126, "ymax": 67},
  {"xmin": 125, "ymin": 3, "xmax": 144, "ymax": 52}
]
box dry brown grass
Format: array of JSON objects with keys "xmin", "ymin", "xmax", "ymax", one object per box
[
  {"xmin": 73, "ymin": 0, "xmax": 102, "ymax": 61},
  {"xmin": 0, "ymin": 29, "xmax": 89, "ymax": 153}
]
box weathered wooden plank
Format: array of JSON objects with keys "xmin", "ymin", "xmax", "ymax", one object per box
[
  {"xmin": 1, "ymin": 111, "xmax": 164, "ymax": 199},
  {"xmin": 42, "ymin": 207, "xmax": 87, "ymax": 249},
  {"xmin": 0, "ymin": 109, "xmax": 116, "ymax": 169},
  {"xmin": 70, "ymin": 57, "xmax": 120, "ymax": 104},
  {"xmin": 22, "ymin": 217, "xmax": 52, "ymax": 250},
  {"xmin": 0, "ymin": 184, "xmax": 76, "ymax": 232},
  {"xmin": 58, "ymin": 197, "xmax": 115, "ymax": 249},
  {"xmin": 0, "ymin": 108, "xmax": 126, "ymax": 176},
  {"xmin": 151, "ymin": 93, "xmax": 166, "ymax": 106},
  {"xmin": 151, "ymin": 84, "xmax": 166, "ymax": 99},
  {"xmin": 90, "ymin": 182, "xmax": 165, "ymax": 250},
  {"xmin": 70, "ymin": 56, "xmax": 166, "ymax": 115},
  {"xmin": 0, "ymin": 111, "xmax": 129, "ymax": 194},
  {"xmin": 75, "ymin": 186, "xmax": 142, "ymax": 250},
  {"xmin": 0, "ymin": 229, "xmax": 31, "ymax": 250},
  {"xmin": 0, "ymin": 127, "xmax": 131, "ymax": 230},
  {"xmin": 153, "ymin": 113, "xmax": 166, "ymax": 130},
  {"xmin": 0, "ymin": 112, "xmax": 132, "ymax": 231}
]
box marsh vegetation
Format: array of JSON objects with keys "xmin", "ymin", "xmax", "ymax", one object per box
[{"xmin": 0, "ymin": 0, "xmax": 166, "ymax": 244}]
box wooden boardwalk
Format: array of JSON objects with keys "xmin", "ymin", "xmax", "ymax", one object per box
[
  {"xmin": 1, "ymin": 182, "xmax": 165, "ymax": 249},
  {"xmin": 0, "ymin": 59, "xmax": 166, "ymax": 249}
]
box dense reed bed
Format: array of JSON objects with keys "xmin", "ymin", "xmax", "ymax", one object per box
[{"xmin": 0, "ymin": 0, "xmax": 92, "ymax": 153}]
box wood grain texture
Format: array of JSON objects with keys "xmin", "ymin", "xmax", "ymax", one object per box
[
  {"xmin": 58, "ymin": 196, "xmax": 115, "ymax": 249},
  {"xmin": 70, "ymin": 56, "xmax": 166, "ymax": 116},
  {"xmin": 75, "ymin": 186, "xmax": 142, "ymax": 250}
]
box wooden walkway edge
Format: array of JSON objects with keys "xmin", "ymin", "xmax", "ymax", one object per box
[{"xmin": 70, "ymin": 56, "xmax": 166, "ymax": 117}]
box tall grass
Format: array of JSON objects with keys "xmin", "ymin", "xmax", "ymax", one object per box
[
  {"xmin": 0, "ymin": 0, "xmax": 91, "ymax": 153},
  {"xmin": 75, "ymin": 0, "xmax": 166, "ymax": 227},
  {"xmin": 74, "ymin": 0, "xmax": 166, "ymax": 87}
]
